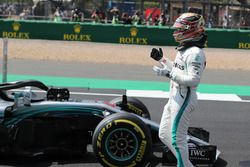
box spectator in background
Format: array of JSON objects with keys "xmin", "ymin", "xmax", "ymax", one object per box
[
  {"xmin": 121, "ymin": 12, "xmax": 132, "ymax": 24},
  {"xmin": 207, "ymin": 18, "xmax": 213, "ymax": 28},
  {"xmin": 153, "ymin": 14, "xmax": 160, "ymax": 26},
  {"xmin": 53, "ymin": 7, "xmax": 62, "ymax": 22},
  {"xmin": 110, "ymin": 7, "xmax": 119, "ymax": 24},
  {"xmin": 19, "ymin": 9, "xmax": 28, "ymax": 20},
  {"xmin": 146, "ymin": 12, "xmax": 153, "ymax": 26},
  {"xmin": 159, "ymin": 12, "xmax": 167, "ymax": 26},
  {"xmin": 222, "ymin": 15, "xmax": 228, "ymax": 28},
  {"xmin": 228, "ymin": 15, "xmax": 232, "ymax": 28},
  {"xmin": 239, "ymin": 16, "xmax": 246, "ymax": 29},
  {"xmin": 0, "ymin": 6, "xmax": 3, "ymax": 15},
  {"xmin": 71, "ymin": 8, "xmax": 83, "ymax": 22},
  {"xmin": 98, "ymin": 10, "xmax": 106, "ymax": 23},
  {"xmin": 132, "ymin": 11, "xmax": 141, "ymax": 25},
  {"xmin": 91, "ymin": 9, "xmax": 101, "ymax": 23},
  {"xmin": 6, "ymin": 4, "xmax": 17, "ymax": 16}
]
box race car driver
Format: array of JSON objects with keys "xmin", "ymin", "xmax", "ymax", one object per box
[{"xmin": 150, "ymin": 13, "xmax": 207, "ymax": 167}]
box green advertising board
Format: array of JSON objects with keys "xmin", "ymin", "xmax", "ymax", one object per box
[{"xmin": 0, "ymin": 19, "xmax": 249, "ymax": 49}]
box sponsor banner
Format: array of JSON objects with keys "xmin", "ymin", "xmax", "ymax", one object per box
[
  {"xmin": 1, "ymin": 22, "xmax": 30, "ymax": 39},
  {"xmin": 0, "ymin": 20, "xmax": 249, "ymax": 49},
  {"xmin": 63, "ymin": 24, "xmax": 92, "ymax": 41},
  {"xmin": 206, "ymin": 28, "xmax": 250, "ymax": 49},
  {"xmin": 119, "ymin": 27, "xmax": 148, "ymax": 45}
]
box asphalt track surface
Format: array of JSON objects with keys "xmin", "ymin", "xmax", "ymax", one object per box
[{"xmin": 0, "ymin": 59, "xmax": 250, "ymax": 167}]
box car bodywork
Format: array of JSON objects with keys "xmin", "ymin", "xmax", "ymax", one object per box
[{"xmin": 0, "ymin": 80, "xmax": 220, "ymax": 166}]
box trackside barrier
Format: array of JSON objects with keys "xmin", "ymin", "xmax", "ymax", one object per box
[{"xmin": 0, "ymin": 19, "xmax": 249, "ymax": 49}]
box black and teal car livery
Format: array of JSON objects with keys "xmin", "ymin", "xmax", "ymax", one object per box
[{"xmin": 0, "ymin": 80, "xmax": 220, "ymax": 166}]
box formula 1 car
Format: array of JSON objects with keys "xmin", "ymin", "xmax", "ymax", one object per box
[{"xmin": 0, "ymin": 80, "xmax": 220, "ymax": 166}]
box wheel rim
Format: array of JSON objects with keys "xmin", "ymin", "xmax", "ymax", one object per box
[{"xmin": 105, "ymin": 128, "xmax": 138, "ymax": 161}]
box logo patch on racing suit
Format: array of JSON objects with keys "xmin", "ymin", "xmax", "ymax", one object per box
[{"xmin": 173, "ymin": 62, "xmax": 185, "ymax": 70}]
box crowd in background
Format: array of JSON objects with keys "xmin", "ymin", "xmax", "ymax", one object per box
[
  {"xmin": 0, "ymin": 2, "xmax": 248, "ymax": 29},
  {"xmin": 90, "ymin": 7, "xmax": 169, "ymax": 26},
  {"xmin": 54, "ymin": 6, "xmax": 248, "ymax": 29},
  {"xmin": 0, "ymin": 3, "xmax": 21, "ymax": 16},
  {"xmin": 52, "ymin": 6, "xmax": 169, "ymax": 26}
]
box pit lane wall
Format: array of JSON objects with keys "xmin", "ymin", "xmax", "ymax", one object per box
[{"xmin": 0, "ymin": 19, "xmax": 249, "ymax": 49}]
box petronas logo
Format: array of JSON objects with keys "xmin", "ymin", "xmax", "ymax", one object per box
[
  {"xmin": 130, "ymin": 27, "xmax": 138, "ymax": 37},
  {"xmin": 12, "ymin": 22, "xmax": 21, "ymax": 31},
  {"xmin": 74, "ymin": 24, "xmax": 81, "ymax": 33}
]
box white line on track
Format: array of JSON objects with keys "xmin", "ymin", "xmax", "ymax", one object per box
[
  {"xmin": 126, "ymin": 90, "xmax": 250, "ymax": 102},
  {"xmin": 13, "ymin": 89, "xmax": 250, "ymax": 102}
]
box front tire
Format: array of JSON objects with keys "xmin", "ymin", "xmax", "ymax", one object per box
[{"xmin": 92, "ymin": 113, "xmax": 152, "ymax": 167}]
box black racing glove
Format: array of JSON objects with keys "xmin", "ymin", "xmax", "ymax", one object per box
[{"xmin": 150, "ymin": 48, "xmax": 163, "ymax": 61}]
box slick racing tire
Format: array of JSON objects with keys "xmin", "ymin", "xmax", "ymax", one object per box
[
  {"xmin": 110, "ymin": 96, "xmax": 151, "ymax": 119},
  {"xmin": 92, "ymin": 113, "xmax": 152, "ymax": 167}
]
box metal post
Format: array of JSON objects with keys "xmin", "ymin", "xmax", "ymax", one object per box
[
  {"xmin": 183, "ymin": 0, "xmax": 188, "ymax": 13},
  {"xmin": 2, "ymin": 38, "xmax": 8, "ymax": 83},
  {"xmin": 160, "ymin": 0, "xmax": 164, "ymax": 12},
  {"xmin": 140, "ymin": 0, "xmax": 144, "ymax": 15}
]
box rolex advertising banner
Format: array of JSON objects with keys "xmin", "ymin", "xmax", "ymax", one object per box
[
  {"xmin": 206, "ymin": 29, "xmax": 250, "ymax": 49},
  {"xmin": 0, "ymin": 20, "xmax": 249, "ymax": 49}
]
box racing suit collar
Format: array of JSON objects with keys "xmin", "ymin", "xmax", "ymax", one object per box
[{"xmin": 176, "ymin": 33, "xmax": 207, "ymax": 51}]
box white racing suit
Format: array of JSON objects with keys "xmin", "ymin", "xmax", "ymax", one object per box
[{"xmin": 158, "ymin": 46, "xmax": 206, "ymax": 167}]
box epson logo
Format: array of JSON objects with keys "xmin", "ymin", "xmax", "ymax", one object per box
[
  {"xmin": 173, "ymin": 62, "xmax": 184, "ymax": 70},
  {"xmin": 190, "ymin": 149, "xmax": 206, "ymax": 157}
]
